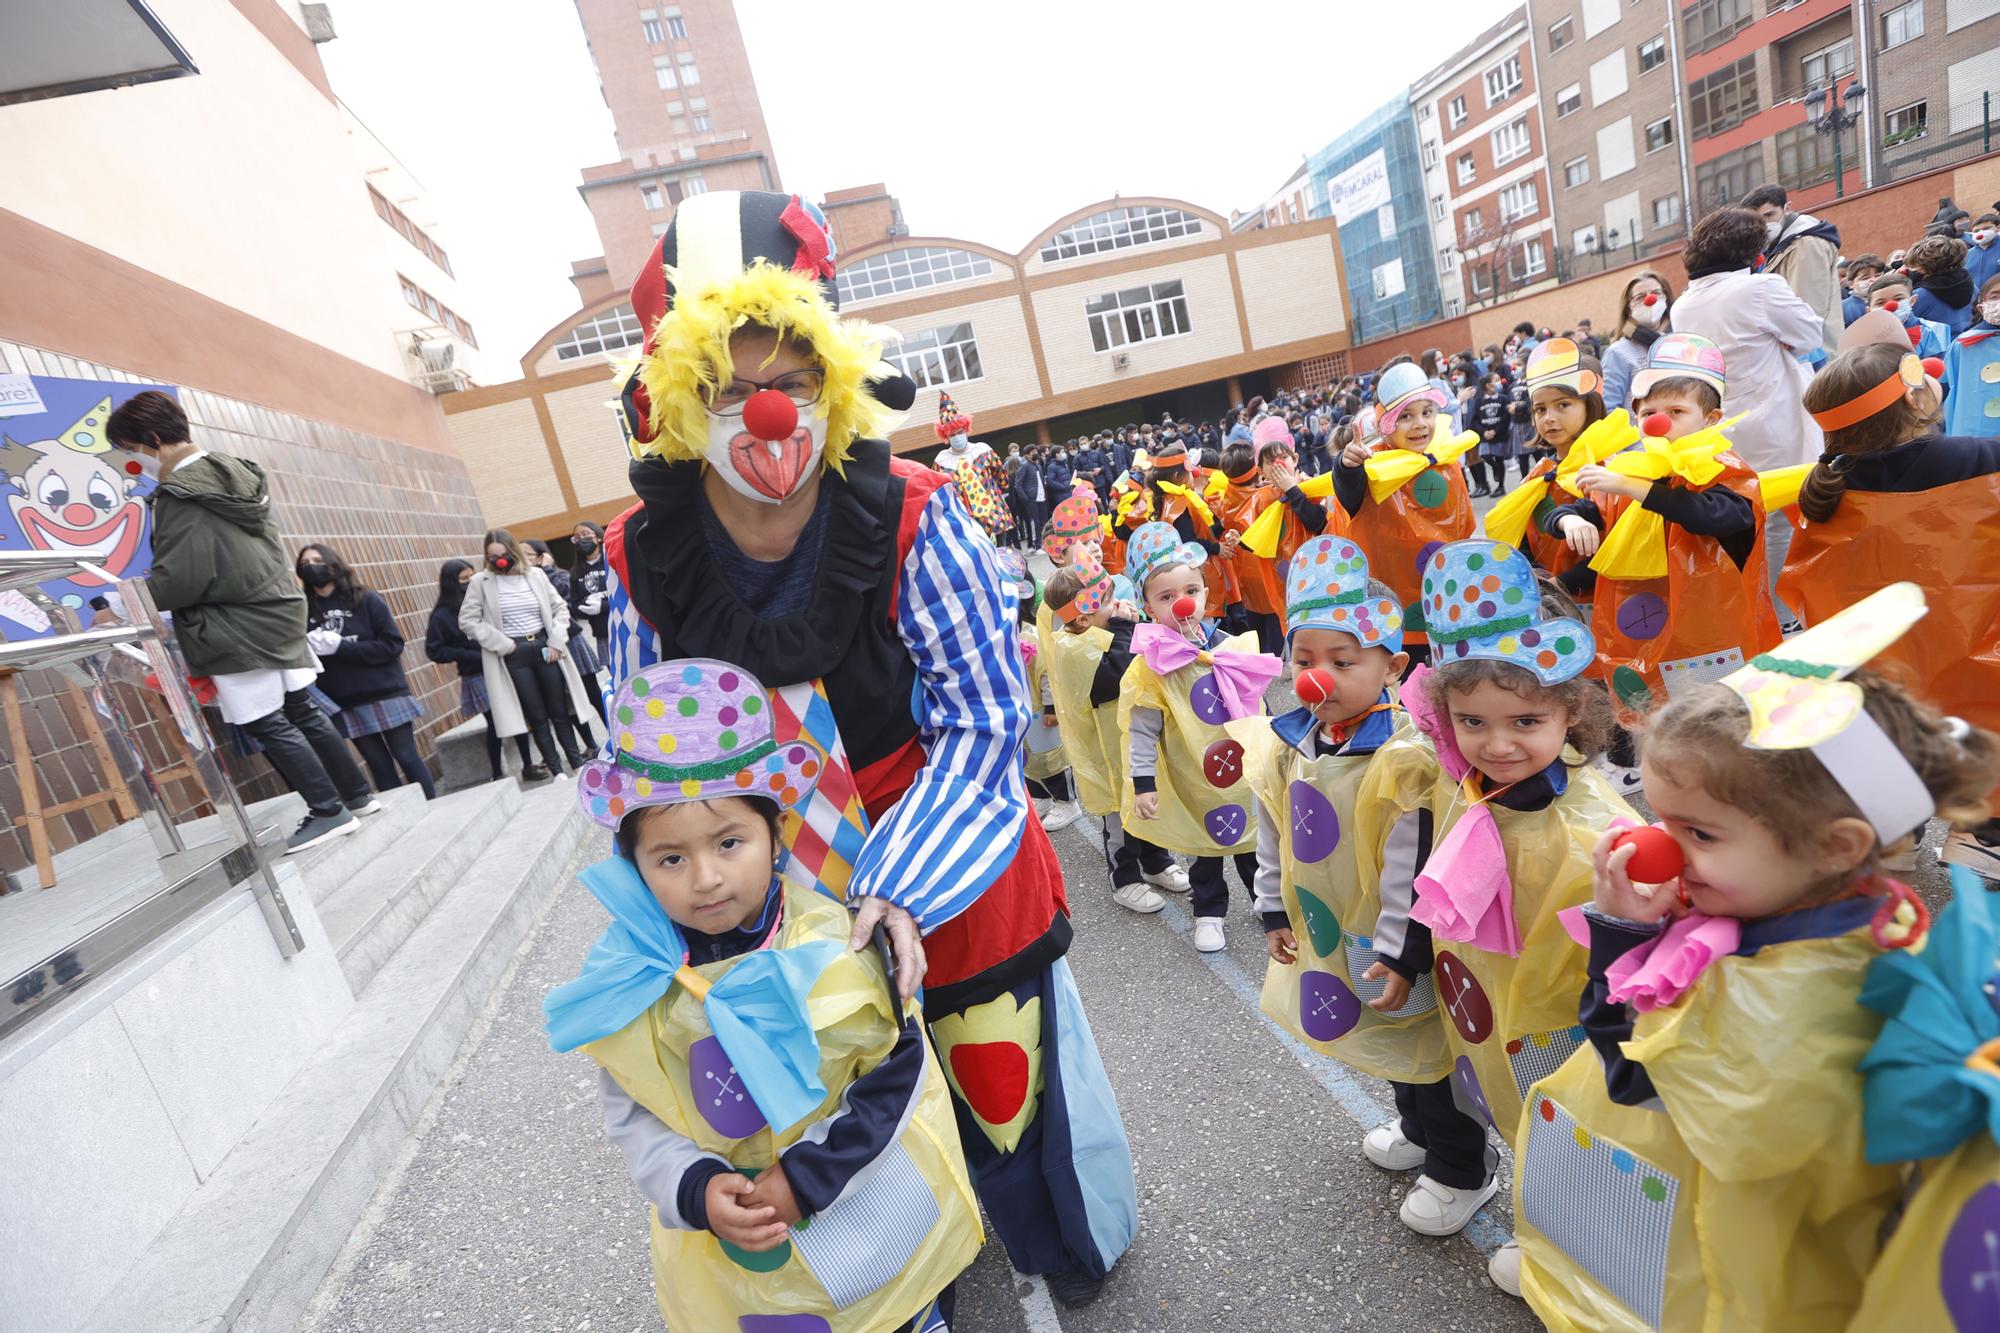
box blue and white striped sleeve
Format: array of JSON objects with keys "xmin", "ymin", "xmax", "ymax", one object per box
[
  {"xmin": 846, "ymin": 485, "xmax": 1030, "ymax": 932},
  {"xmin": 603, "ymin": 556, "xmax": 663, "ymax": 694}
]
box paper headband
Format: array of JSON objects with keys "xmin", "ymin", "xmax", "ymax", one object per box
[
  {"xmin": 1809, "ymin": 354, "xmax": 1928, "ymax": 432},
  {"xmin": 1053, "ymin": 557, "xmax": 1117, "ymax": 623},
  {"xmin": 1720, "ymin": 582, "xmax": 1934, "ymax": 842}
]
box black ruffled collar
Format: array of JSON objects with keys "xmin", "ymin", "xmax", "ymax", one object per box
[{"xmin": 624, "ymin": 442, "xmax": 892, "ymax": 686}]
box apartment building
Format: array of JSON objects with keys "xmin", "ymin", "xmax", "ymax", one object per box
[
  {"xmin": 1411, "ymin": 5, "xmax": 1560, "ymax": 313},
  {"xmin": 1303, "ymin": 97, "xmax": 1445, "ymax": 341},
  {"xmin": 1529, "ymin": 0, "xmax": 1689, "ymax": 271}
]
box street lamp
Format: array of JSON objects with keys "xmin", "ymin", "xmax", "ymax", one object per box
[
  {"xmin": 1595, "ymin": 226, "xmax": 1622, "ymax": 272},
  {"xmin": 1804, "ymin": 80, "xmax": 1866, "ymax": 198}
]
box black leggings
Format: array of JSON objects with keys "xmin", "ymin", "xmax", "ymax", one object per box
[
  {"xmin": 505, "ymin": 639, "xmax": 582, "ymax": 771},
  {"xmin": 573, "ymin": 662, "xmax": 606, "ymax": 751},
  {"xmin": 480, "ymin": 711, "xmax": 535, "ymax": 781},
  {"xmin": 351, "ymin": 721, "xmax": 436, "ymax": 799},
  {"xmin": 1189, "ymin": 852, "xmax": 1260, "ymax": 920},
  {"xmin": 1028, "ymin": 771, "xmax": 1074, "ymax": 803}
]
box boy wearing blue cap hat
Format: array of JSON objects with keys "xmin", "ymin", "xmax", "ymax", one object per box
[{"xmin": 1230, "ymin": 537, "xmax": 1492, "ymax": 1229}]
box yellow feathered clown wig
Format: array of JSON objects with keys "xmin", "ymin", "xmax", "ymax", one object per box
[{"xmin": 616, "ymin": 190, "xmax": 915, "ymax": 475}]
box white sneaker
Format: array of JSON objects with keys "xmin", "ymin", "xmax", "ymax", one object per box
[
  {"xmin": 1111, "ymin": 882, "xmax": 1165, "ymax": 914},
  {"xmin": 1601, "ymin": 763, "xmax": 1644, "ymax": 800},
  {"xmin": 1142, "ymin": 862, "xmax": 1191, "ymax": 893},
  {"xmin": 1944, "ymin": 829, "xmax": 2000, "ymax": 881},
  {"xmin": 1488, "ymin": 1239, "xmax": 1523, "ymax": 1297},
  {"xmin": 1040, "ymin": 799, "xmax": 1083, "ymax": 832},
  {"xmin": 1398, "ymin": 1173, "xmax": 1498, "ymax": 1236},
  {"xmin": 1362, "ymin": 1120, "xmax": 1427, "ymax": 1171},
  {"xmin": 1192, "ymin": 917, "xmax": 1226, "ymax": 952}
]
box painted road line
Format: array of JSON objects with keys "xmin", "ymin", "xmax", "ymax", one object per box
[
  {"xmin": 1015, "ymin": 1274, "xmax": 1066, "ymax": 1333},
  {"xmin": 1065, "ymin": 812, "xmax": 1509, "ymax": 1258}
]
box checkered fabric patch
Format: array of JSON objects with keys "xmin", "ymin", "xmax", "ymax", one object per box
[
  {"xmin": 768, "ymin": 681, "xmax": 869, "ymax": 903},
  {"xmin": 1343, "ymin": 940, "xmax": 1438, "ymax": 1017},
  {"xmin": 1519, "ymin": 1093, "xmax": 1679, "ymax": 1331},
  {"xmin": 788, "ymin": 1142, "xmax": 939, "ymax": 1309},
  {"xmin": 1508, "ymin": 1025, "xmax": 1586, "ymax": 1097}
]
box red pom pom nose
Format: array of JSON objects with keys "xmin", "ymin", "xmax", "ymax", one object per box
[
  {"xmin": 1296, "ymin": 667, "xmax": 1336, "ymax": 706},
  {"xmin": 1613, "ymin": 824, "xmax": 1685, "ymax": 884},
  {"xmin": 1922, "ymin": 356, "xmax": 1946, "ymax": 379},
  {"xmin": 1907, "ymin": 325, "xmax": 1924, "ymax": 347},
  {"xmin": 1170, "ymin": 594, "xmax": 1199, "ymax": 622},
  {"xmin": 1641, "ymin": 412, "xmax": 1673, "ymax": 437},
  {"xmin": 1884, "ymin": 299, "xmax": 1900, "ymax": 313},
  {"xmin": 1642, "ymin": 292, "xmax": 1660, "ymax": 307},
  {"xmin": 742, "ymin": 389, "xmax": 799, "ymax": 443}
]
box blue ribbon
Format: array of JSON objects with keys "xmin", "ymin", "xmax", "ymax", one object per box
[{"xmin": 543, "ymin": 856, "xmax": 843, "ymax": 1132}]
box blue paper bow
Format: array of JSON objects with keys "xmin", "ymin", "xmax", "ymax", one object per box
[
  {"xmin": 543, "ymin": 856, "xmax": 843, "ymax": 1133},
  {"xmin": 1858, "ymin": 867, "xmax": 2000, "ymax": 1164}
]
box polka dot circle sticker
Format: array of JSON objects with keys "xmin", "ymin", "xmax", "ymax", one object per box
[{"xmin": 1615, "ymin": 592, "xmax": 1669, "ymax": 642}]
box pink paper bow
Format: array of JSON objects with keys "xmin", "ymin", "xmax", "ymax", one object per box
[
  {"xmin": 1021, "ymin": 639, "xmax": 1038, "ymax": 668},
  {"xmin": 1130, "ymin": 622, "xmax": 1280, "ymax": 721},
  {"xmin": 1604, "ymin": 911, "xmax": 1740, "ymax": 1012},
  {"xmin": 1399, "ymin": 666, "xmax": 1471, "ymax": 782},
  {"xmin": 1411, "ymin": 793, "xmax": 1521, "ymax": 956}
]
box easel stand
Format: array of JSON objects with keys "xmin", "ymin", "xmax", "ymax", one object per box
[{"xmin": 2, "ymin": 667, "xmax": 165, "ymax": 889}]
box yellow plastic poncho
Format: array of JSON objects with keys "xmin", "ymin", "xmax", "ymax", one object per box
[
  {"xmin": 1046, "ymin": 622, "xmax": 1122, "ymax": 816},
  {"xmin": 584, "ymin": 885, "xmax": 982, "ymax": 1332},
  {"xmin": 1233, "ymin": 718, "xmax": 1454, "ymax": 1082},
  {"xmin": 1025, "ymin": 599, "xmax": 1067, "ymax": 783},
  {"xmin": 1516, "ymin": 924, "xmax": 1901, "ymax": 1333},
  {"xmin": 1117, "ymin": 630, "xmax": 1262, "ymax": 856},
  {"xmin": 1851, "ymin": 1133, "xmax": 2000, "ymax": 1331},
  {"xmin": 1426, "ymin": 762, "xmax": 1636, "ymax": 1150}
]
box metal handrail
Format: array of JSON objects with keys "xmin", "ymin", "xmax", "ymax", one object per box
[{"xmin": 1, "ymin": 554, "xmax": 305, "ymax": 1040}]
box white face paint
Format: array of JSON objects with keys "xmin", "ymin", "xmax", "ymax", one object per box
[{"xmin": 702, "ymin": 412, "xmax": 826, "ymax": 506}]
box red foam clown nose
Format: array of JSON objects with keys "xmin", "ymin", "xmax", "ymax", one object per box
[
  {"xmin": 1884, "ymin": 299, "xmax": 1899, "ymax": 313},
  {"xmin": 1613, "ymin": 824, "xmax": 1685, "ymax": 885},
  {"xmin": 1296, "ymin": 668, "xmax": 1336, "ymax": 706},
  {"xmin": 1642, "ymin": 293, "xmax": 1660, "ymax": 307},
  {"xmin": 1641, "ymin": 412, "xmax": 1672, "ymax": 438},
  {"xmin": 1170, "ymin": 594, "xmax": 1198, "ymax": 622},
  {"xmin": 1922, "ymin": 356, "xmax": 1945, "ymax": 379},
  {"xmin": 742, "ymin": 389, "xmax": 799, "ymax": 443},
  {"xmin": 1907, "ymin": 325, "xmax": 1924, "ymax": 347}
]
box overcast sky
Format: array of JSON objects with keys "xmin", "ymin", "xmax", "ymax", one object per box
[{"xmin": 321, "ymin": 0, "xmax": 1514, "ymax": 380}]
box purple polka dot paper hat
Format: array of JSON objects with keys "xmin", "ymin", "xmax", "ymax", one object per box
[
  {"xmin": 578, "ymin": 658, "xmax": 826, "ymax": 829},
  {"xmin": 1421, "ymin": 540, "xmax": 1594, "ymax": 685},
  {"xmin": 1124, "ymin": 519, "xmax": 1206, "ymax": 599},
  {"xmin": 1285, "ymin": 537, "xmax": 1403, "ymax": 653}
]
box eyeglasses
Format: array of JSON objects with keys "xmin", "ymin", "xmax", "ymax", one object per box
[{"xmin": 706, "ymin": 368, "xmax": 826, "ymax": 416}]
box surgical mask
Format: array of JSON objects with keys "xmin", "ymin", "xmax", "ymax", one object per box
[
  {"xmin": 1631, "ymin": 298, "xmax": 1665, "ymax": 327},
  {"xmin": 702, "ymin": 409, "xmax": 826, "ymax": 506},
  {"xmin": 1974, "ymin": 230, "xmax": 1996, "ymax": 246},
  {"xmin": 574, "ymin": 537, "xmax": 598, "ymax": 557},
  {"xmin": 116, "ymin": 446, "xmax": 161, "ymax": 484},
  {"xmin": 297, "ymin": 562, "xmax": 335, "ymax": 590},
  {"xmin": 948, "ymin": 432, "xmax": 970, "ymax": 451},
  {"xmin": 1983, "ymin": 299, "xmax": 2000, "ymax": 326},
  {"xmin": 1764, "ymin": 218, "xmax": 1782, "ymax": 244}
]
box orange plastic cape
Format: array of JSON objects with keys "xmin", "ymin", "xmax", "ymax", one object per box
[
  {"xmin": 1348, "ymin": 460, "xmax": 1475, "ymax": 645},
  {"xmin": 1162, "ymin": 488, "xmax": 1240, "ymax": 612},
  {"xmin": 1215, "ymin": 479, "xmax": 1281, "ymax": 616},
  {"xmin": 1779, "ymin": 473, "xmax": 2000, "ymax": 804},
  {"xmin": 1587, "ymin": 455, "xmax": 1783, "ymax": 721}
]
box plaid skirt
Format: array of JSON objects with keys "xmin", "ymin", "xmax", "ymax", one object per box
[
  {"xmin": 567, "ymin": 632, "xmax": 602, "ymax": 676},
  {"xmin": 334, "ymin": 691, "xmax": 424, "ymax": 739},
  {"xmin": 459, "ymin": 673, "xmax": 491, "ymax": 718}
]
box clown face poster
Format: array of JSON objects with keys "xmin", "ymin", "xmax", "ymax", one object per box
[{"xmin": 0, "ymin": 375, "xmax": 168, "ymax": 638}]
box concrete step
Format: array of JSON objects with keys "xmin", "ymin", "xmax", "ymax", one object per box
[
  {"xmin": 290, "ymin": 784, "xmax": 431, "ymax": 906},
  {"xmin": 82, "ymin": 779, "xmax": 596, "ymax": 1333},
  {"xmin": 316, "ymin": 781, "xmax": 525, "ymax": 994}
]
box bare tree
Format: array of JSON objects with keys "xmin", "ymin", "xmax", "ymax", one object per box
[{"xmin": 1455, "ymin": 209, "xmax": 1528, "ymax": 311}]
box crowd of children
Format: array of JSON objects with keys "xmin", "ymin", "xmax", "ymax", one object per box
[{"xmin": 544, "ymin": 226, "xmax": 2000, "ymax": 1330}]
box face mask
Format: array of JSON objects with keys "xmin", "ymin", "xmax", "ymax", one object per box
[
  {"xmin": 575, "ymin": 537, "xmax": 598, "ymax": 557},
  {"xmin": 1764, "ymin": 218, "xmax": 1782, "ymax": 244},
  {"xmin": 1974, "ymin": 231, "xmax": 1996, "ymax": 246},
  {"xmin": 948, "ymin": 432, "xmax": 970, "ymax": 451},
  {"xmin": 490, "ymin": 554, "xmax": 514, "ymax": 573},
  {"xmin": 703, "ymin": 409, "xmax": 826, "ymax": 506},
  {"xmin": 298, "ymin": 562, "xmax": 335, "ymax": 590},
  {"xmin": 116, "ymin": 446, "xmax": 161, "ymax": 484},
  {"xmin": 1983, "ymin": 299, "xmax": 2000, "ymax": 325},
  {"xmin": 1631, "ymin": 299, "xmax": 1665, "ymax": 327}
]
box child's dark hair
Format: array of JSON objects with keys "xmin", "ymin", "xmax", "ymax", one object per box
[
  {"xmin": 1798, "ymin": 342, "xmax": 1935, "ymax": 522},
  {"xmin": 1220, "ymin": 441, "xmax": 1255, "ymax": 478},
  {"xmin": 1422, "ymin": 574, "xmax": 1612, "ymax": 761},
  {"xmin": 1044, "ymin": 565, "xmax": 1089, "ymax": 622},
  {"xmin": 616, "ymin": 794, "xmax": 784, "ymax": 862},
  {"xmin": 1638, "ymin": 376, "xmax": 1722, "ymax": 415},
  {"xmin": 1641, "ymin": 671, "xmax": 1999, "ymax": 892},
  {"xmin": 1866, "ymin": 270, "xmax": 1913, "ymax": 298}
]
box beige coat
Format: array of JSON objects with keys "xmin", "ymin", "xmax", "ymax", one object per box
[{"xmin": 459, "ymin": 566, "xmax": 598, "ymax": 739}]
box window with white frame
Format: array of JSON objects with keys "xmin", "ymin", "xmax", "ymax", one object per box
[
  {"xmin": 1378, "ymin": 201, "xmax": 1396, "ymax": 236},
  {"xmin": 1638, "ymin": 35, "xmax": 1666, "ymax": 72},
  {"xmin": 1465, "ymin": 206, "xmax": 1485, "ymax": 236},
  {"xmin": 689, "ymin": 96, "xmax": 707, "ymax": 110},
  {"xmin": 1653, "ymin": 193, "xmax": 1682, "ymax": 227},
  {"xmin": 1492, "ymin": 117, "xmax": 1531, "ymax": 166},
  {"xmin": 1801, "ymin": 38, "xmax": 1855, "ymax": 91},
  {"xmin": 1884, "ymin": 100, "xmax": 1928, "ymax": 142},
  {"xmin": 1432, "ymin": 193, "xmax": 1448, "ymax": 221},
  {"xmin": 1440, "ymin": 245, "xmax": 1457, "ymax": 272},
  {"xmin": 553, "ymin": 304, "xmax": 645, "ymax": 361},
  {"xmin": 1565, "ymin": 155, "xmax": 1591, "ymax": 187},
  {"xmin": 666, "ymin": 10, "xmax": 687, "ymax": 38},
  {"xmin": 693, "ymin": 113, "xmax": 712, "ymax": 131},
  {"xmin": 666, "ymin": 99, "xmax": 685, "ymax": 114},
  {"xmin": 1423, "ymin": 141, "xmax": 1440, "ymax": 169},
  {"xmin": 1471, "ymin": 265, "xmax": 1493, "ymax": 296},
  {"xmin": 654, "ymin": 56, "xmax": 674, "ymax": 88},
  {"xmin": 671, "ymin": 116, "xmax": 687, "ymax": 136},
  {"xmin": 1549, "ymin": 15, "xmax": 1574, "ymax": 49},
  {"xmin": 683, "ymin": 175, "xmax": 706, "ymax": 195},
  {"xmin": 1883, "ymin": 0, "xmax": 1922, "ymax": 47},
  {"xmin": 1573, "ymin": 224, "xmax": 1601, "ymax": 254},
  {"xmin": 1645, "ymin": 115, "xmax": 1674, "ymax": 152},
  {"xmin": 1499, "ymin": 179, "xmax": 1539, "ymax": 223},
  {"xmin": 1372, "ymin": 259, "xmax": 1406, "ymax": 300},
  {"xmin": 1512, "ymin": 239, "xmax": 1548, "ymax": 278},
  {"xmin": 1448, "ymin": 94, "xmax": 1468, "ymax": 127},
  {"xmin": 1556, "ymin": 83, "xmax": 1582, "ymax": 117},
  {"xmin": 1457, "ymin": 153, "xmax": 1477, "ymax": 185},
  {"xmin": 835, "ymin": 246, "xmax": 995, "ymax": 303},
  {"xmin": 1485, "ymin": 55, "xmax": 1524, "ymax": 105},
  {"xmin": 678, "ymin": 55, "xmax": 700, "ymax": 85},
  {"xmin": 884, "ymin": 322, "xmax": 984, "ymax": 389},
  {"xmin": 641, "ymin": 185, "xmax": 662, "ymax": 210},
  {"xmin": 1086, "ymin": 280, "xmax": 1192, "ymax": 352},
  {"xmin": 641, "ymin": 13, "xmax": 663, "ymax": 43},
  {"xmin": 1037, "ymin": 204, "xmax": 1202, "ymax": 262}
]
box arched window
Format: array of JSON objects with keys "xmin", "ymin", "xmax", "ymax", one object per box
[
  {"xmin": 551, "ymin": 304, "xmax": 644, "ymax": 362},
  {"xmin": 1037, "ymin": 205, "xmax": 1203, "ymax": 263},
  {"xmin": 835, "ymin": 247, "xmax": 994, "ymax": 303}
]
